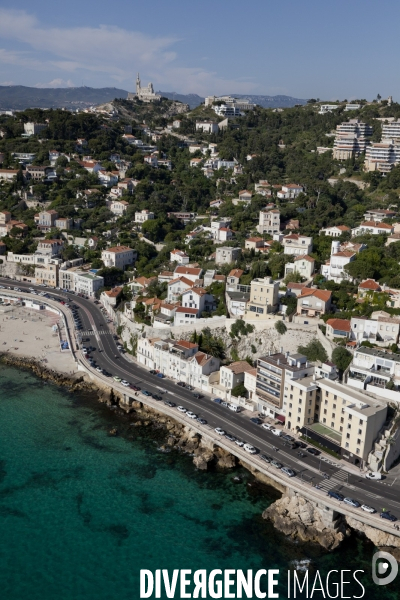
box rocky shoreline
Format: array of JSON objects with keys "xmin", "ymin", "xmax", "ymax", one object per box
[{"xmin": 2, "ymin": 352, "xmax": 400, "ymax": 557}]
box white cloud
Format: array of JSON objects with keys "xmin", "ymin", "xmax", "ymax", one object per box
[
  {"xmin": 34, "ymin": 79, "xmax": 76, "ymax": 88},
  {"xmin": 0, "ymin": 80, "xmax": 15, "ymax": 86},
  {"xmin": 0, "ymin": 8, "xmax": 257, "ymax": 95}
]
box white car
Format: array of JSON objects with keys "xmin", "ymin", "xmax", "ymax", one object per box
[
  {"xmin": 121, "ymin": 380, "xmax": 129, "ymax": 387},
  {"xmin": 365, "ymin": 472, "xmax": 382, "ymax": 480},
  {"xmin": 281, "ymin": 467, "xmax": 296, "ymax": 477},
  {"xmin": 235, "ymin": 440, "xmax": 244, "ymax": 447},
  {"xmin": 361, "ymin": 504, "xmax": 376, "ymax": 514},
  {"xmin": 215, "ymin": 427, "xmax": 226, "ymax": 436},
  {"xmin": 96, "ymin": 367, "xmax": 102, "ymax": 373},
  {"xmin": 29, "ymin": 287, "xmax": 35, "ymax": 291},
  {"xmin": 186, "ymin": 412, "xmax": 197, "ymax": 419},
  {"xmin": 244, "ymin": 443, "xmax": 257, "ymax": 454},
  {"xmin": 228, "ymin": 404, "xmax": 240, "ymax": 412},
  {"xmin": 272, "ymin": 428, "xmax": 282, "ymax": 437},
  {"xmin": 261, "ymin": 423, "xmax": 274, "ymax": 431},
  {"xmin": 177, "ymin": 406, "xmax": 187, "ymax": 413}
]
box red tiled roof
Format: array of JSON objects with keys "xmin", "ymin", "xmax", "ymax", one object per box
[
  {"xmin": 359, "ymin": 221, "xmax": 393, "ymax": 229},
  {"xmin": 229, "ymin": 269, "xmax": 243, "ymax": 278},
  {"xmin": 175, "ymin": 307, "xmax": 198, "ymax": 314},
  {"xmin": 294, "ymin": 255, "xmax": 315, "ymax": 262},
  {"xmin": 176, "ymin": 340, "xmax": 198, "ymax": 349},
  {"xmin": 175, "ymin": 266, "xmax": 202, "ymax": 276},
  {"xmin": 326, "ymin": 318, "xmax": 351, "ymax": 332},
  {"xmin": 299, "ymin": 288, "xmax": 332, "ymax": 302},
  {"xmin": 359, "ymin": 279, "xmax": 381, "ymax": 291}
]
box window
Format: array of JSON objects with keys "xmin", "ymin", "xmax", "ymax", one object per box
[
  {"xmin": 291, "ymin": 385, "xmax": 293, "ymax": 391},
  {"xmin": 345, "ymin": 442, "xmax": 349, "ymax": 448},
  {"xmin": 348, "ymin": 414, "xmax": 352, "ymax": 420},
  {"xmin": 308, "ymin": 409, "xmax": 311, "ymax": 414},
  {"xmin": 298, "ymin": 408, "xmax": 301, "ymax": 413},
  {"xmin": 289, "ymin": 403, "xmax": 292, "ymax": 408},
  {"xmin": 358, "ymin": 429, "xmax": 362, "ymax": 435},
  {"xmin": 290, "ymin": 394, "xmax": 293, "ymax": 400},
  {"xmin": 331, "ymin": 422, "xmax": 334, "ymax": 428},
  {"xmin": 299, "ymin": 399, "xmax": 302, "ymax": 404},
  {"xmin": 300, "ymin": 390, "xmax": 303, "ymax": 396},
  {"xmin": 332, "ymin": 413, "xmax": 335, "ymax": 419},
  {"xmin": 288, "ymin": 412, "xmax": 292, "ymax": 417},
  {"xmin": 357, "ymin": 439, "xmax": 361, "ymax": 445},
  {"xmin": 324, "ymin": 409, "xmax": 327, "ymax": 415},
  {"xmin": 356, "ymin": 448, "xmax": 360, "ymax": 455},
  {"xmin": 334, "ymin": 395, "xmax": 337, "ymax": 400},
  {"xmin": 346, "ymin": 433, "xmax": 350, "ymax": 439},
  {"xmin": 323, "ymin": 418, "xmax": 326, "ymax": 423},
  {"xmin": 347, "ymin": 424, "xmax": 351, "ymax": 429},
  {"xmin": 325, "ymin": 391, "xmax": 329, "ymax": 397},
  {"xmin": 339, "ymin": 426, "xmax": 343, "ymax": 432},
  {"xmin": 359, "ymin": 419, "xmax": 363, "ymax": 426},
  {"xmin": 333, "ymin": 404, "xmax": 336, "ymax": 409}
]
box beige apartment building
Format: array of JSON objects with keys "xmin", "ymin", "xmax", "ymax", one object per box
[
  {"xmin": 252, "ymin": 351, "xmax": 387, "ymax": 466},
  {"xmin": 35, "ymin": 263, "xmax": 59, "ymax": 287},
  {"xmin": 245, "ymin": 277, "xmax": 279, "ymax": 318},
  {"xmin": 257, "ymin": 208, "xmax": 280, "ymax": 234}
]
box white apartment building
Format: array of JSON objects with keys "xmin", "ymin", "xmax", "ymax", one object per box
[
  {"xmin": 213, "ymin": 104, "xmax": 241, "ymax": 117},
  {"xmin": 110, "ymin": 200, "xmax": 129, "ymax": 216},
  {"xmin": 137, "ymin": 338, "xmax": 220, "ymax": 389},
  {"xmin": 257, "ymin": 208, "xmax": 280, "ymax": 234},
  {"xmin": 167, "ymin": 276, "xmax": 194, "ymax": 302},
  {"xmin": 365, "ymin": 141, "xmax": 400, "ymax": 173},
  {"xmin": 321, "ymin": 241, "xmax": 356, "ymax": 283},
  {"xmin": 347, "ymin": 346, "xmax": 400, "ymax": 404},
  {"xmin": 24, "ymin": 122, "xmax": 47, "ymax": 136},
  {"xmin": 101, "ymin": 246, "xmax": 136, "ymax": 269},
  {"xmin": 351, "ymin": 221, "xmax": 394, "ymax": 236},
  {"xmin": 282, "ymin": 234, "xmax": 313, "ymax": 256},
  {"xmin": 170, "ymin": 249, "xmax": 189, "ymax": 264},
  {"xmin": 277, "ymin": 184, "xmax": 304, "ymax": 200},
  {"xmin": 135, "ymin": 210, "xmax": 155, "ymax": 224},
  {"xmin": 382, "ymin": 119, "xmax": 400, "ymax": 141},
  {"xmin": 350, "ymin": 312, "xmax": 400, "ymax": 348},
  {"xmin": 318, "ymin": 105, "xmax": 339, "ymax": 114},
  {"xmin": 195, "ymin": 121, "xmax": 219, "ymax": 134},
  {"xmin": 59, "ymin": 270, "xmax": 104, "ymax": 297},
  {"xmin": 333, "ymin": 119, "xmax": 372, "ymax": 160},
  {"xmin": 285, "ymin": 255, "xmax": 315, "ymax": 280}
]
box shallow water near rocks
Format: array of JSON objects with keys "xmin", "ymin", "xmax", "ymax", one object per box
[{"xmin": 0, "ymin": 364, "xmax": 397, "ymax": 599}]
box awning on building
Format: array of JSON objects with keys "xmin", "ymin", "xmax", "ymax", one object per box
[{"xmin": 275, "ymin": 414, "xmax": 285, "ymax": 423}]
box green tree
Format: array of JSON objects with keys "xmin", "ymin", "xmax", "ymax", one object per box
[
  {"xmin": 332, "ymin": 347, "xmax": 352, "ymax": 373},
  {"xmin": 275, "ymin": 321, "xmax": 287, "ymax": 335},
  {"xmin": 297, "ymin": 339, "xmax": 328, "ymax": 363}
]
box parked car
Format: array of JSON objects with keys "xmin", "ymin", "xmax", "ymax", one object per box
[
  {"xmin": 113, "ymin": 376, "xmax": 121, "ymax": 382},
  {"xmin": 235, "ymin": 440, "xmax": 244, "ymax": 447},
  {"xmin": 244, "ymin": 444, "xmax": 257, "ymax": 454},
  {"xmin": 228, "ymin": 404, "xmax": 240, "ymax": 412},
  {"xmin": 224, "ymin": 434, "xmax": 236, "ymax": 442},
  {"xmin": 186, "ymin": 412, "xmax": 197, "ymax": 419},
  {"xmin": 281, "ymin": 467, "xmax": 296, "ymax": 477},
  {"xmin": 250, "ymin": 417, "xmax": 262, "ymax": 425},
  {"xmin": 271, "ymin": 429, "xmax": 282, "ymax": 437},
  {"xmin": 365, "ymin": 472, "xmax": 382, "ymax": 480},
  {"xmin": 213, "ymin": 398, "xmax": 222, "ymax": 404},
  {"xmin": 197, "ymin": 418, "xmax": 207, "ymax": 425},
  {"xmin": 177, "ymin": 406, "xmax": 187, "ymax": 413},
  {"xmin": 271, "ymin": 460, "xmax": 283, "ymax": 469},
  {"xmin": 129, "ymin": 384, "xmax": 140, "ymax": 391},
  {"xmin": 215, "ymin": 427, "xmax": 226, "ymax": 435},
  {"xmin": 177, "ymin": 382, "xmax": 186, "ymax": 387},
  {"xmin": 156, "ymin": 373, "xmax": 165, "ymax": 378},
  {"xmin": 361, "ymin": 505, "xmax": 376, "ymax": 514},
  {"xmin": 327, "ymin": 491, "xmax": 344, "ymax": 501},
  {"xmin": 221, "ymin": 401, "xmax": 228, "ymax": 407},
  {"xmin": 297, "ymin": 442, "xmax": 307, "ymax": 449},
  {"xmin": 261, "ymin": 423, "xmax": 274, "ymax": 431},
  {"xmin": 282, "ymin": 434, "xmax": 294, "ymax": 442},
  {"xmin": 260, "ymin": 454, "xmax": 272, "ymax": 463},
  {"xmin": 164, "ymin": 400, "xmax": 176, "ymax": 407},
  {"xmin": 306, "ymin": 447, "xmax": 320, "ymax": 456},
  {"xmin": 149, "ymin": 370, "xmax": 157, "ymax": 375},
  {"xmin": 152, "ymin": 394, "xmax": 162, "ymax": 401},
  {"xmin": 380, "ymin": 512, "xmax": 397, "ymax": 522},
  {"xmin": 141, "ymin": 390, "xmax": 151, "ymax": 396},
  {"xmin": 193, "ymin": 393, "xmax": 203, "ymax": 399},
  {"xmin": 186, "ymin": 385, "xmax": 194, "ymax": 391},
  {"xmin": 343, "ymin": 497, "xmax": 360, "ymax": 508}
]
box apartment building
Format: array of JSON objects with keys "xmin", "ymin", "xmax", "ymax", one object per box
[
  {"xmin": 35, "ymin": 263, "xmax": 59, "ymax": 287},
  {"xmin": 321, "ymin": 240, "xmax": 356, "ymax": 283},
  {"xmin": 59, "ymin": 269, "xmax": 104, "ymax": 297},
  {"xmin": 215, "ymin": 247, "xmax": 241, "ymax": 265},
  {"xmin": 284, "ymin": 255, "xmax": 315, "ymax": 280},
  {"xmin": 347, "ymin": 346, "xmax": 400, "ymax": 403},
  {"xmin": 382, "ymin": 119, "xmax": 400, "ymax": 141},
  {"xmin": 365, "ymin": 141, "xmax": 400, "ymax": 173},
  {"xmin": 333, "ymin": 119, "xmax": 372, "ymax": 160},
  {"xmin": 110, "ymin": 200, "xmax": 129, "ymax": 216},
  {"xmin": 245, "ymin": 277, "xmax": 279, "ymax": 318},
  {"xmin": 351, "ymin": 221, "xmax": 394, "ymax": 236},
  {"xmin": 101, "ymin": 246, "xmax": 136, "ymax": 269},
  {"xmin": 277, "ymin": 184, "xmax": 304, "ymax": 200},
  {"xmin": 364, "ymin": 209, "xmax": 396, "ymax": 222},
  {"xmin": 253, "ymin": 351, "xmax": 387, "ymax": 466},
  {"xmin": 36, "ymin": 239, "xmax": 64, "ymax": 256},
  {"xmin": 257, "ymin": 208, "xmax": 280, "ymax": 234},
  {"xmin": 135, "ymin": 209, "xmax": 154, "ymax": 224},
  {"xmin": 296, "ymin": 288, "xmax": 332, "ymax": 320},
  {"xmin": 24, "ymin": 122, "xmax": 47, "ymax": 136},
  {"xmin": 170, "ymin": 249, "xmax": 190, "ymax": 264},
  {"xmin": 350, "ymin": 312, "xmax": 400, "ymax": 347},
  {"xmin": 36, "ymin": 210, "xmax": 58, "ymax": 232},
  {"xmin": 282, "ymin": 234, "xmax": 313, "ymax": 256},
  {"xmin": 195, "ymin": 121, "xmax": 219, "ymax": 134},
  {"xmin": 137, "ymin": 338, "xmax": 220, "ymax": 389}
]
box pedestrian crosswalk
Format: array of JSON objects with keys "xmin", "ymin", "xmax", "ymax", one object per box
[{"xmin": 317, "ymin": 469, "xmax": 348, "ymax": 492}]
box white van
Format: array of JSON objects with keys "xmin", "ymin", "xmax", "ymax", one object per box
[
  {"xmin": 272, "ymin": 428, "xmax": 282, "ymax": 437},
  {"xmin": 228, "ymin": 404, "xmax": 240, "ymax": 412}
]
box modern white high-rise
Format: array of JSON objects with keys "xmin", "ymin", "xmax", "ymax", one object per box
[
  {"xmin": 382, "ymin": 119, "xmax": 400, "ymax": 141},
  {"xmin": 365, "ymin": 141, "xmax": 400, "ymax": 173},
  {"xmin": 333, "ymin": 119, "xmax": 372, "ymax": 160}
]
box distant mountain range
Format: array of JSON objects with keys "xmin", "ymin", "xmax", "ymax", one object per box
[{"xmin": 0, "ymin": 85, "xmax": 308, "ymax": 111}]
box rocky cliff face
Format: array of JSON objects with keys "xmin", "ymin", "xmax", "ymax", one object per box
[
  {"xmin": 346, "ymin": 516, "xmax": 400, "ymax": 553},
  {"xmin": 263, "ymin": 492, "xmax": 350, "ymax": 550}
]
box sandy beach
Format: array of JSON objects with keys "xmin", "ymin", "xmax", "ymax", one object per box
[{"xmin": 0, "ymin": 304, "xmax": 77, "ymax": 375}]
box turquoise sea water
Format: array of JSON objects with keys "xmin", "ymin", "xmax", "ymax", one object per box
[{"xmin": 0, "ymin": 364, "xmax": 398, "ymax": 600}]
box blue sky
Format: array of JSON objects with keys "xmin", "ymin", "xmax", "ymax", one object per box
[{"xmin": 0, "ymin": 0, "xmax": 398, "ymax": 99}]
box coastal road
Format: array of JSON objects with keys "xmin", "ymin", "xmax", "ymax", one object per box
[{"xmin": 3, "ymin": 276, "xmax": 400, "ymax": 527}]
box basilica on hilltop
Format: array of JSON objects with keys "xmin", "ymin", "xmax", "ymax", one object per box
[{"xmin": 127, "ymin": 73, "xmax": 161, "ymax": 102}]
